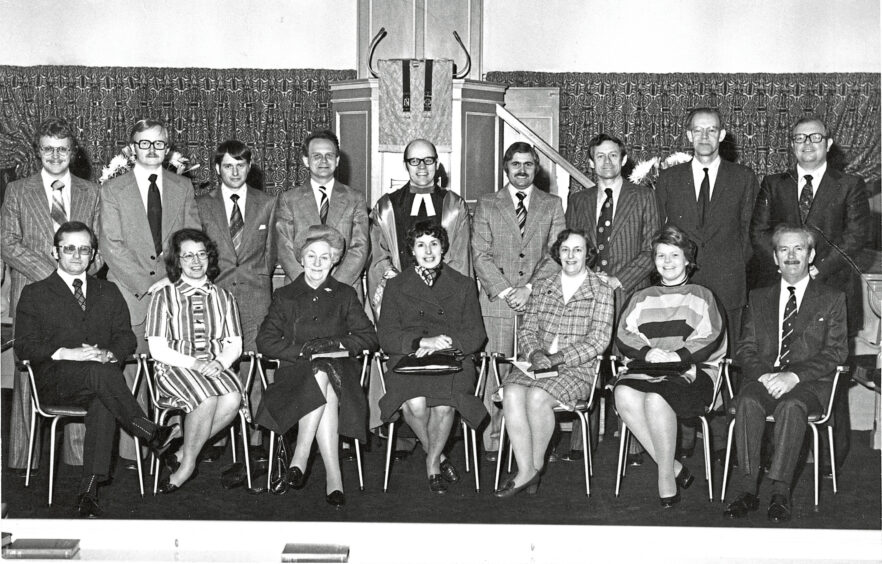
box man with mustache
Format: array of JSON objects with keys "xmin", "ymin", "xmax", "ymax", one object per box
[{"xmin": 472, "ymin": 142, "xmax": 566, "ymax": 459}]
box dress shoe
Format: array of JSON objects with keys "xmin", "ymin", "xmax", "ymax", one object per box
[
  {"xmin": 428, "ymin": 474, "xmax": 448, "ymax": 494},
  {"xmin": 659, "ymin": 490, "xmax": 681, "ymax": 508},
  {"xmin": 392, "ymin": 449, "xmax": 411, "ymax": 462},
  {"xmin": 676, "ymin": 446, "xmax": 694, "ymax": 460},
  {"xmin": 340, "ymin": 447, "xmax": 356, "ymax": 462},
  {"xmin": 120, "ymin": 458, "xmax": 139, "ymax": 472},
  {"xmin": 286, "ymin": 466, "xmax": 307, "ymax": 489},
  {"xmin": 723, "ymin": 492, "xmax": 760, "ymax": 519},
  {"xmin": 13, "ymin": 467, "xmax": 39, "ymax": 478},
  {"xmin": 547, "ymin": 449, "xmax": 561, "ymax": 463},
  {"xmin": 483, "ymin": 451, "xmax": 498, "ymax": 463},
  {"xmin": 439, "ymin": 459, "xmax": 460, "ymax": 484},
  {"xmin": 326, "ymin": 490, "xmax": 346, "ymax": 508},
  {"xmin": 199, "ymin": 445, "xmax": 225, "ymax": 463},
  {"xmin": 494, "ymin": 472, "xmax": 541, "ymax": 498},
  {"xmin": 76, "ymin": 493, "xmax": 102, "ymax": 518},
  {"xmin": 158, "ymin": 468, "xmax": 199, "ymax": 494},
  {"xmin": 560, "ymin": 449, "xmax": 584, "ymax": 462},
  {"xmin": 767, "ymin": 494, "xmax": 792, "ymax": 524},
  {"xmin": 627, "ymin": 452, "xmax": 644, "ymax": 466},
  {"xmin": 164, "ymin": 452, "xmax": 181, "ymax": 474},
  {"xmin": 675, "ymin": 464, "xmax": 694, "ymax": 490},
  {"xmin": 147, "ymin": 423, "xmax": 180, "ymax": 457}
]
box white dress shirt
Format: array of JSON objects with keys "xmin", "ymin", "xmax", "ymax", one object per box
[
  {"xmin": 594, "ymin": 180, "xmax": 622, "ymax": 223},
  {"xmin": 41, "ymin": 169, "xmax": 72, "ymax": 216},
  {"xmin": 690, "ymin": 156, "xmax": 722, "ymax": 200},
  {"xmin": 796, "ymin": 162, "xmax": 827, "ymax": 199},
  {"xmin": 133, "ymin": 163, "xmax": 164, "ymax": 211},
  {"xmin": 56, "ymin": 268, "xmax": 87, "ymax": 299},
  {"xmin": 311, "ymin": 178, "xmax": 335, "ymax": 214},
  {"xmin": 221, "ymin": 185, "xmax": 247, "ymax": 225},
  {"xmin": 775, "ymin": 274, "xmax": 810, "ymax": 368}
]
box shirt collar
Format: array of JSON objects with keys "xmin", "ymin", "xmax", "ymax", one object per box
[
  {"xmin": 41, "ymin": 169, "xmax": 72, "ymax": 191},
  {"xmin": 691, "ymin": 156, "xmax": 722, "ymax": 175},
  {"xmin": 780, "ymin": 274, "xmax": 811, "ymax": 306},
  {"xmin": 221, "ymin": 184, "xmax": 247, "ymax": 205},
  {"xmin": 507, "ymin": 183, "xmax": 533, "ymax": 204},
  {"xmin": 796, "ymin": 162, "xmax": 827, "ymax": 185},
  {"xmin": 56, "ymin": 269, "xmax": 86, "ymax": 293},
  {"xmin": 134, "ymin": 163, "xmax": 163, "ymax": 188},
  {"xmin": 311, "ymin": 178, "xmax": 335, "ymax": 193}
]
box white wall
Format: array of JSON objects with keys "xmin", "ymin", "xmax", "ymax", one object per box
[
  {"xmin": 483, "ymin": 0, "xmax": 881, "ymax": 73},
  {"xmin": 0, "ymin": 0, "xmax": 358, "ymax": 69}
]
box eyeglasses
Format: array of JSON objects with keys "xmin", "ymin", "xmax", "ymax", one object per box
[
  {"xmin": 40, "ymin": 146, "xmax": 72, "ymax": 156},
  {"xmin": 791, "ymin": 133, "xmax": 826, "ymax": 144},
  {"xmin": 134, "ymin": 140, "xmax": 169, "ymax": 150},
  {"xmin": 405, "ymin": 156, "xmax": 437, "ymax": 167},
  {"xmin": 56, "ymin": 245, "xmax": 93, "ymax": 256},
  {"xmin": 180, "ymin": 251, "xmax": 209, "ymax": 262}
]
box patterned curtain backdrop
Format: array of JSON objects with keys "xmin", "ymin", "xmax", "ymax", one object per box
[
  {"xmin": 0, "ymin": 66, "xmax": 357, "ymax": 194},
  {"xmin": 485, "ymin": 72, "xmax": 881, "ymax": 186}
]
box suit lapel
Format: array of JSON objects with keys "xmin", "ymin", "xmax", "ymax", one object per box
[
  {"xmin": 497, "ymin": 189, "xmax": 522, "ymax": 239},
  {"xmin": 21, "ymin": 175, "xmax": 55, "ymax": 238},
  {"xmin": 522, "ymin": 190, "xmax": 547, "ymax": 245},
  {"xmin": 241, "ymin": 186, "xmax": 268, "ymax": 255},
  {"xmin": 778, "ymin": 169, "xmax": 801, "ymax": 221},
  {"xmin": 678, "ymin": 164, "xmax": 701, "ymax": 228},
  {"xmin": 807, "ymin": 168, "xmax": 840, "ymax": 223},
  {"xmin": 211, "ymin": 188, "xmax": 237, "ymax": 256},
  {"xmin": 298, "ymin": 185, "xmax": 321, "ymax": 226},
  {"xmin": 609, "ymin": 183, "xmax": 635, "ymax": 242},
  {"xmin": 69, "ymin": 176, "xmax": 92, "ymax": 222},
  {"xmin": 325, "ymin": 183, "xmax": 346, "ymax": 228},
  {"xmin": 759, "ymin": 284, "xmax": 780, "ymax": 348},
  {"xmin": 161, "ymin": 170, "xmax": 185, "ymax": 243},
  {"xmin": 793, "ymin": 279, "xmax": 821, "ymax": 338},
  {"xmin": 121, "ymin": 173, "xmax": 156, "ymax": 252}
]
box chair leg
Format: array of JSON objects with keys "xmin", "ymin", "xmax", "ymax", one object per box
[
  {"xmin": 239, "ymin": 415, "xmax": 252, "ymax": 490},
  {"xmin": 383, "ymin": 422, "xmax": 395, "ymax": 492},
  {"xmin": 25, "ymin": 411, "xmax": 38, "ymax": 488},
  {"xmin": 230, "ymin": 426, "xmax": 238, "ymax": 464},
  {"xmin": 586, "ymin": 414, "xmax": 594, "ymax": 477},
  {"xmin": 810, "ymin": 423, "xmax": 820, "ymax": 506},
  {"xmin": 48, "ymin": 417, "xmax": 61, "ymax": 506},
  {"xmin": 699, "ymin": 415, "xmax": 713, "ymax": 501},
  {"xmin": 827, "ymin": 425, "xmax": 838, "ymax": 494},
  {"xmin": 153, "ymin": 410, "xmax": 170, "ymax": 495},
  {"xmin": 494, "ymin": 417, "xmax": 506, "ymax": 491},
  {"xmin": 577, "ymin": 411, "xmax": 590, "ymax": 496},
  {"xmin": 354, "ymin": 438, "xmax": 364, "ymax": 491},
  {"xmin": 615, "ymin": 421, "xmax": 627, "ymax": 497},
  {"xmin": 462, "ymin": 421, "xmax": 470, "ymax": 473},
  {"xmin": 507, "ymin": 442, "xmax": 513, "ymax": 473},
  {"xmin": 720, "ymin": 418, "xmax": 736, "ymax": 502},
  {"xmin": 134, "ymin": 437, "xmax": 145, "ymax": 497},
  {"xmin": 266, "ymin": 431, "xmax": 276, "ymax": 491},
  {"xmin": 470, "ymin": 428, "xmax": 480, "ymax": 492}
]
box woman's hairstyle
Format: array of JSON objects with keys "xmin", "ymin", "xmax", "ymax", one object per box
[
  {"xmin": 549, "ymin": 228, "xmax": 598, "ymax": 269},
  {"xmin": 295, "ymin": 224, "xmax": 345, "ymax": 265},
  {"xmin": 651, "ymin": 224, "xmax": 699, "ymax": 280},
  {"xmin": 165, "ymin": 228, "xmax": 221, "ymax": 282},
  {"xmin": 406, "ymin": 220, "xmax": 450, "ymax": 257}
]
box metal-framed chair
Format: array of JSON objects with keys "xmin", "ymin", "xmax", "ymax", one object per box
[
  {"xmin": 143, "ymin": 353, "xmax": 253, "ymax": 494},
  {"xmin": 22, "ymin": 356, "xmax": 147, "ymax": 504},
  {"xmin": 259, "ymin": 350, "xmax": 372, "ymax": 491},
  {"xmin": 720, "ymin": 365, "xmax": 848, "ymax": 506},
  {"xmin": 377, "ymin": 350, "xmax": 484, "ymax": 492},
  {"xmin": 614, "ymin": 357, "xmax": 730, "ymax": 502}
]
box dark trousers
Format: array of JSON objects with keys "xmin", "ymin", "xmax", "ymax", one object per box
[
  {"xmin": 37, "ymin": 361, "xmax": 152, "ymax": 479},
  {"xmin": 733, "ymin": 380, "xmax": 824, "ymax": 494}
]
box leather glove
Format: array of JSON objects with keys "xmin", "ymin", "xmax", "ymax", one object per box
[
  {"xmin": 529, "ymin": 350, "xmax": 552, "ymax": 370},
  {"xmin": 547, "ymin": 352, "xmax": 565, "ymax": 367},
  {"xmin": 301, "ymin": 337, "xmax": 342, "ymax": 357}
]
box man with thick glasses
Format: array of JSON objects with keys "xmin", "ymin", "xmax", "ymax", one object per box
[
  {"xmin": 14, "ymin": 221, "xmax": 178, "ymax": 517},
  {"xmin": 750, "ymin": 117, "xmax": 870, "ymax": 471},
  {"xmin": 99, "ymin": 118, "xmax": 200, "ymax": 468},
  {"xmin": 277, "ymin": 130, "xmax": 369, "ymax": 296},
  {"xmin": 1, "ymin": 117, "xmax": 101, "ymax": 477}
]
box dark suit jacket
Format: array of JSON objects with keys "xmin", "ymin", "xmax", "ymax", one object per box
[
  {"xmin": 100, "ymin": 169, "xmax": 200, "ymax": 326},
  {"xmin": 736, "ymin": 279, "xmax": 848, "ymax": 406},
  {"xmin": 750, "ymin": 168, "xmax": 870, "ymax": 290},
  {"xmin": 196, "ymin": 185, "xmax": 278, "ymax": 350},
  {"xmin": 1, "ymin": 172, "xmax": 101, "ymax": 319},
  {"xmin": 656, "ymin": 160, "xmax": 759, "ymax": 310},
  {"xmin": 566, "ymin": 180, "xmax": 660, "ymax": 299},
  {"xmin": 14, "ymin": 272, "xmax": 136, "ymax": 388}
]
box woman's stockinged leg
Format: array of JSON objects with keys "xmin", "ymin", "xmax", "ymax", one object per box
[
  {"xmin": 614, "ymin": 386, "xmax": 658, "ymax": 461},
  {"xmin": 170, "ymin": 396, "xmax": 217, "ymax": 486},
  {"xmin": 502, "ymin": 385, "xmax": 535, "ymax": 483},
  {"xmin": 644, "ymin": 392, "xmax": 679, "ymax": 498},
  {"xmin": 426, "ymin": 405, "xmax": 455, "ymax": 475},
  {"xmin": 525, "ymin": 388, "xmax": 556, "ymax": 477}
]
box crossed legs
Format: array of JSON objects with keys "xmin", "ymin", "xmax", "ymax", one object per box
[
  {"xmin": 502, "ymin": 384, "xmax": 557, "ymax": 487},
  {"xmin": 288, "ymin": 370, "xmax": 342, "ymax": 494},
  {"xmin": 401, "ymin": 398, "xmax": 455, "ymax": 477}
]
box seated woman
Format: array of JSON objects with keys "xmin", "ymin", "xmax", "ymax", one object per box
[
  {"xmin": 254, "ymin": 225, "xmax": 378, "ymax": 508},
  {"xmin": 146, "ymin": 228, "xmax": 246, "ymax": 493},
  {"xmin": 496, "ymin": 228, "xmax": 614, "ymax": 498},
  {"xmin": 614, "ymin": 225, "xmax": 726, "ymax": 507},
  {"xmin": 378, "ymin": 221, "xmax": 487, "ymax": 495}
]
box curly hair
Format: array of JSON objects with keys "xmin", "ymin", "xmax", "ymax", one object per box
[
  {"xmin": 651, "ymin": 224, "xmax": 699, "ymax": 280},
  {"xmin": 165, "ymin": 228, "xmax": 221, "ymax": 282},
  {"xmin": 549, "ymin": 228, "xmax": 598, "ymax": 269},
  {"xmin": 405, "ymin": 220, "xmax": 450, "ymax": 258}
]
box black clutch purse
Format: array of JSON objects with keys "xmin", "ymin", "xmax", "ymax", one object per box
[
  {"xmin": 625, "ymin": 360, "xmax": 691, "ymax": 377},
  {"xmin": 393, "ymin": 348, "xmax": 464, "ymax": 375}
]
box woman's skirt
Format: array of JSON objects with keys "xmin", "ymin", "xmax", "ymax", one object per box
[{"xmin": 155, "ymin": 364, "xmax": 250, "ymax": 421}]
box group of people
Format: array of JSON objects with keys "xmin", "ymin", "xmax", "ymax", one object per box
[{"xmin": 1, "ymin": 106, "xmax": 867, "ymax": 525}]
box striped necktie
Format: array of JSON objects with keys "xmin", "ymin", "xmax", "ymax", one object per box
[
  {"xmin": 319, "ymin": 186, "xmax": 329, "ymax": 225},
  {"xmin": 515, "ymin": 191, "xmax": 527, "ymax": 236},
  {"xmin": 72, "ymin": 278, "xmax": 86, "ymax": 311},
  {"xmin": 779, "ymin": 286, "xmax": 797, "ymax": 368},
  {"xmin": 229, "ymin": 194, "xmax": 244, "ymax": 252},
  {"xmin": 50, "ymin": 180, "xmax": 67, "ymax": 228}
]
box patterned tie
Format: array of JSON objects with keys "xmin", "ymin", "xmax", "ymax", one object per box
[
  {"xmin": 147, "ymin": 173, "xmax": 162, "ymax": 255},
  {"xmin": 697, "ymin": 167, "xmax": 710, "ymax": 228},
  {"xmin": 50, "ymin": 180, "xmax": 67, "ymax": 228},
  {"xmin": 515, "ymin": 191, "xmax": 527, "ymax": 236},
  {"xmin": 779, "ymin": 286, "xmax": 797, "ymax": 368},
  {"xmin": 799, "ymin": 175, "xmax": 814, "ymax": 223},
  {"xmin": 72, "ymin": 278, "xmax": 86, "ymax": 311},
  {"xmin": 319, "ymin": 186, "xmax": 329, "ymax": 225},
  {"xmin": 229, "ymin": 194, "xmax": 244, "ymax": 252},
  {"xmin": 596, "ymin": 188, "xmax": 614, "ymax": 272}
]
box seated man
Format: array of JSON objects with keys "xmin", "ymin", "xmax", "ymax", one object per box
[
  {"xmin": 724, "ymin": 224, "xmax": 847, "ymax": 524},
  {"xmin": 13, "ymin": 221, "xmax": 177, "ymax": 518}
]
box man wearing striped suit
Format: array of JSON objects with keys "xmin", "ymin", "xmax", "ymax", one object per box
[
  {"xmin": 1, "ymin": 117, "xmax": 101, "ymax": 475},
  {"xmin": 472, "ymin": 142, "xmax": 566, "ymax": 455}
]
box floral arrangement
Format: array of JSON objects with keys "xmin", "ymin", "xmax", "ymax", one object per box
[
  {"xmin": 99, "ymin": 146, "xmax": 200, "ymax": 185},
  {"xmin": 628, "ymin": 151, "xmax": 693, "ymax": 188}
]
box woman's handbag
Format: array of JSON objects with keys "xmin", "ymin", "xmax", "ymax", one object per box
[
  {"xmin": 393, "ymin": 348, "xmax": 464, "ymax": 375},
  {"xmin": 269, "ymin": 434, "xmax": 290, "ymax": 495}
]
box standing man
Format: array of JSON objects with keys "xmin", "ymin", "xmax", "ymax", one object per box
[
  {"xmin": 14, "ymin": 222, "xmax": 177, "ymax": 517},
  {"xmin": 750, "ymin": 116, "xmax": 869, "ymax": 468},
  {"xmin": 566, "ymin": 133, "xmax": 660, "ymax": 456},
  {"xmin": 196, "ymin": 140, "xmax": 278, "ymax": 458},
  {"xmin": 1, "ymin": 117, "xmax": 101, "ymax": 475},
  {"xmin": 724, "ymin": 224, "xmax": 847, "ymax": 524},
  {"xmin": 656, "ymin": 108, "xmax": 759, "ymax": 460},
  {"xmin": 100, "ymin": 118, "xmax": 200, "ymax": 466},
  {"xmin": 472, "ymin": 141, "xmax": 566, "ymax": 457},
  {"xmin": 277, "ymin": 130, "xmax": 369, "ymax": 294}
]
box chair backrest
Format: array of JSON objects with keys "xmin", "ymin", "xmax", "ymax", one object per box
[
  {"xmin": 816, "ymin": 366, "xmax": 848, "ymax": 425},
  {"xmin": 21, "ymin": 361, "xmax": 49, "ymax": 417}
]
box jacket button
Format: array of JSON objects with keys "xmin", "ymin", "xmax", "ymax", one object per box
[
  {"xmin": 438, "ymin": 308, "xmax": 444, "ymax": 315},
  {"xmin": 518, "ymin": 271, "xmax": 524, "ymax": 276},
  {"xmin": 149, "ymin": 271, "xmax": 155, "ymax": 276},
  {"xmin": 418, "ymin": 310, "xmax": 424, "ymax": 317},
  {"xmin": 313, "ymin": 316, "xmax": 318, "ymax": 321},
  {"xmin": 519, "ymin": 253, "xmax": 525, "ymax": 258},
  {"xmin": 150, "ymin": 255, "xmax": 156, "ymax": 260}
]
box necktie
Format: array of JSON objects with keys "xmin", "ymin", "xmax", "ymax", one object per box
[
  {"xmin": 799, "ymin": 174, "xmax": 814, "ymax": 223},
  {"xmin": 72, "ymin": 278, "xmax": 86, "ymax": 311},
  {"xmin": 318, "ymin": 186, "xmax": 329, "ymax": 225},
  {"xmin": 779, "ymin": 286, "xmax": 797, "ymax": 368},
  {"xmin": 229, "ymin": 194, "xmax": 244, "ymax": 252},
  {"xmin": 697, "ymin": 167, "xmax": 710, "ymax": 227},
  {"xmin": 515, "ymin": 191, "xmax": 527, "ymax": 236},
  {"xmin": 50, "ymin": 179, "xmax": 67, "ymax": 228},
  {"xmin": 147, "ymin": 173, "xmax": 162, "ymax": 255},
  {"xmin": 596, "ymin": 188, "xmax": 614, "ymax": 271}
]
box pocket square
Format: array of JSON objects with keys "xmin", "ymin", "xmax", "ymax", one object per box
[{"xmin": 258, "ymin": 224, "xmax": 266, "ymax": 230}]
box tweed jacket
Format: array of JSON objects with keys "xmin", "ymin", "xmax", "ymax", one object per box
[
  {"xmin": 518, "ymin": 271, "xmax": 615, "ymax": 390},
  {"xmin": 472, "ymin": 186, "xmax": 566, "ymax": 319}
]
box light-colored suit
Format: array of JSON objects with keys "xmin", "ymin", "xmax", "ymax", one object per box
[
  {"xmin": 472, "ymin": 186, "xmax": 565, "ymax": 449},
  {"xmin": 276, "ymin": 182, "xmax": 369, "ymax": 291},
  {"xmin": 1, "ymin": 172, "xmax": 101, "ymax": 470}
]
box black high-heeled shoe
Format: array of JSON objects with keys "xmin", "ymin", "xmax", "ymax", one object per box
[
  {"xmin": 158, "ymin": 467, "xmax": 199, "ymax": 494},
  {"xmin": 675, "ymin": 464, "xmax": 694, "ymax": 490},
  {"xmin": 659, "ymin": 488, "xmax": 681, "ymax": 508},
  {"xmin": 494, "ymin": 472, "xmax": 541, "ymax": 498}
]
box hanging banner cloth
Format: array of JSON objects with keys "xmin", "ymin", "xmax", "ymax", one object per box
[{"xmin": 378, "ymin": 59, "xmax": 453, "ymax": 153}]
